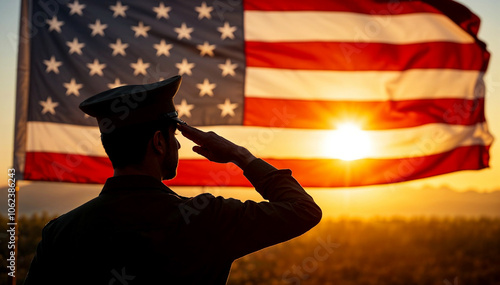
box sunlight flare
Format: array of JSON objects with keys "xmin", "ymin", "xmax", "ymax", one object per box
[{"xmin": 322, "ymin": 122, "xmax": 373, "ymax": 161}]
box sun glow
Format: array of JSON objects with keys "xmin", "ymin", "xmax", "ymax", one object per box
[{"xmin": 323, "ymin": 122, "xmax": 373, "ymax": 161}]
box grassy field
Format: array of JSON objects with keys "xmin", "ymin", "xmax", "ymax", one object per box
[{"xmin": 1, "ymin": 214, "xmax": 499, "ymax": 284}]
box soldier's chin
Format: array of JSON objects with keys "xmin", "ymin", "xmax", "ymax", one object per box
[{"xmin": 163, "ymin": 169, "xmax": 177, "ymax": 181}]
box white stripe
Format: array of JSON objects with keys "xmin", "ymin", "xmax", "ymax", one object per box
[
  {"xmin": 245, "ymin": 68, "xmax": 485, "ymax": 101},
  {"xmin": 244, "ymin": 11, "xmax": 474, "ymax": 44},
  {"xmin": 27, "ymin": 122, "xmax": 106, "ymax": 157},
  {"xmin": 27, "ymin": 122, "xmax": 493, "ymax": 160}
]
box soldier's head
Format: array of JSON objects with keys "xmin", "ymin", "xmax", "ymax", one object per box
[{"xmin": 79, "ymin": 75, "xmax": 185, "ymax": 180}]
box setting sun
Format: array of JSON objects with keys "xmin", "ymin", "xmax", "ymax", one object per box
[{"xmin": 323, "ymin": 122, "xmax": 373, "ymax": 161}]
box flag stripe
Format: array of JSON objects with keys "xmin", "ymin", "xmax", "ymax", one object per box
[
  {"xmin": 27, "ymin": 122, "xmax": 104, "ymax": 156},
  {"xmin": 257, "ymin": 145, "xmax": 490, "ymax": 187},
  {"xmin": 243, "ymin": 0, "xmax": 484, "ymax": 45},
  {"xmin": 246, "ymin": 42, "xmax": 489, "ymax": 71},
  {"xmin": 244, "ymin": 0, "xmax": 445, "ymax": 14},
  {"xmin": 173, "ymin": 145, "xmax": 490, "ymax": 186},
  {"xmin": 25, "ymin": 144, "xmax": 490, "ymax": 186},
  {"xmin": 171, "ymin": 124, "xmax": 493, "ymax": 160},
  {"xmin": 244, "ymin": 12, "xmax": 474, "ymax": 43},
  {"xmin": 24, "ymin": 152, "xmax": 112, "ymax": 184},
  {"xmin": 245, "ymin": 68, "xmax": 484, "ymax": 101},
  {"xmin": 243, "ymin": 97, "xmax": 486, "ymax": 130},
  {"xmin": 27, "ymin": 122, "xmax": 493, "ymax": 160}
]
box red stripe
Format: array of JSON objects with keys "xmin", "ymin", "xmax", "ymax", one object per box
[
  {"xmin": 260, "ymin": 145, "xmax": 490, "ymax": 187},
  {"xmin": 170, "ymin": 145, "xmax": 491, "ymax": 187},
  {"xmin": 244, "ymin": 0, "xmax": 444, "ymax": 14},
  {"xmin": 246, "ymin": 42, "xmax": 489, "ymax": 71},
  {"xmin": 24, "ymin": 152, "xmax": 113, "ymax": 184},
  {"xmin": 25, "ymin": 145, "xmax": 490, "ymax": 187},
  {"xmin": 243, "ymin": 97, "xmax": 485, "ymax": 130},
  {"xmin": 168, "ymin": 160, "xmax": 250, "ymax": 187}
]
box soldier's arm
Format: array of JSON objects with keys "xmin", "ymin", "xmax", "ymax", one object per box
[{"xmin": 178, "ymin": 124, "xmax": 322, "ymax": 258}]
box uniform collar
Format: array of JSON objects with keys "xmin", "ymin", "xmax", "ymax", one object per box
[{"xmin": 100, "ymin": 175, "xmax": 177, "ymax": 196}]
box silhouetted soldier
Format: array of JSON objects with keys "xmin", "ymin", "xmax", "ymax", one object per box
[{"xmin": 24, "ymin": 75, "xmax": 321, "ymax": 284}]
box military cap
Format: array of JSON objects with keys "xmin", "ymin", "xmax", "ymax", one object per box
[{"xmin": 79, "ymin": 75, "xmax": 185, "ymax": 134}]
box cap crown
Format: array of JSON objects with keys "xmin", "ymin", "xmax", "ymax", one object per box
[{"xmin": 79, "ymin": 75, "xmax": 182, "ymax": 133}]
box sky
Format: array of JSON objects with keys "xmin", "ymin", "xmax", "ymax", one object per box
[{"xmin": 0, "ymin": 0, "xmax": 499, "ymax": 194}]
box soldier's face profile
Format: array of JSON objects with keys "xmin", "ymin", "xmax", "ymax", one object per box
[{"xmin": 162, "ymin": 123, "xmax": 181, "ymax": 180}]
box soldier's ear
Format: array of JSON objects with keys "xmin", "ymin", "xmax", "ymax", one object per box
[{"xmin": 151, "ymin": 130, "xmax": 165, "ymax": 155}]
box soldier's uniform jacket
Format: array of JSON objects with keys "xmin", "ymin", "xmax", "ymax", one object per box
[{"xmin": 24, "ymin": 159, "xmax": 322, "ymax": 284}]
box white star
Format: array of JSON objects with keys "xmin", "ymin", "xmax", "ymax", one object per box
[
  {"xmin": 153, "ymin": 39, "xmax": 173, "ymax": 56},
  {"xmin": 63, "ymin": 78, "xmax": 83, "ymax": 96},
  {"xmin": 217, "ymin": 99, "xmax": 238, "ymax": 117},
  {"xmin": 39, "ymin": 97, "xmax": 59, "ymax": 115},
  {"xmin": 131, "ymin": 21, "xmax": 151, "ymax": 38},
  {"xmin": 66, "ymin": 38, "xmax": 85, "ymax": 55},
  {"xmin": 46, "ymin": 16, "xmax": 64, "ymax": 33},
  {"xmin": 67, "ymin": 0, "xmax": 86, "ymax": 16},
  {"xmin": 196, "ymin": 79, "xmax": 216, "ymax": 97},
  {"xmin": 197, "ymin": 41, "xmax": 215, "ymax": 57},
  {"xmin": 218, "ymin": 59, "xmax": 238, "ymax": 77},
  {"xmin": 43, "ymin": 56, "xmax": 62, "ymax": 74},
  {"xmin": 217, "ymin": 22, "xmax": 237, "ymax": 40},
  {"xmin": 176, "ymin": 99, "xmax": 194, "ymax": 118},
  {"xmin": 174, "ymin": 23, "xmax": 193, "ymax": 40},
  {"xmin": 195, "ymin": 2, "xmax": 213, "ymax": 20},
  {"xmin": 107, "ymin": 78, "xmax": 125, "ymax": 89},
  {"xmin": 110, "ymin": 1, "xmax": 128, "ymax": 18},
  {"xmin": 109, "ymin": 38, "xmax": 128, "ymax": 56},
  {"xmin": 153, "ymin": 2, "xmax": 171, "ymax": 19},
  {"xmin": 87, "ymin": 59, "xmax": 106, "ymax": 76},
  {"xmin": 130, "ymin": 58, "xmax": 150, "ymax": 76},
  {"xmin": 175, "ymin": 58, "xmax": 195, "ymax": 76},
  {"xmin": 89, "ymin": 19, "xmax": 108, "ymax": 37}
]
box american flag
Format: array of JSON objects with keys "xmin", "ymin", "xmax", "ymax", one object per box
[{"xmin": 14, "ymin": 0, "xmax": 493, "ymax": 187}]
